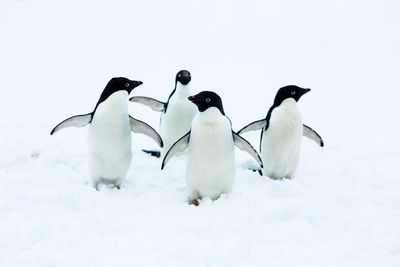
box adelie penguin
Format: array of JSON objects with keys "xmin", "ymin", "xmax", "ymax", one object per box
[
  {"xmin": 238, "ymin": 85, "xmax": 324, "ymax": 180},
  {"xmin": 161, "ymin": 91, "xmax": 263, "ymax": 206},
  {"xmin": 50, "ymin": 77, "xmax": 163, "ymax": 189},
  {"xmin": 129, "ymin": 70, "xmax": 197, "ymax": 158}
]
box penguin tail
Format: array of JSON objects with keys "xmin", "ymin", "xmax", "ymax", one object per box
[{"xmin": 142, "ymin": 149, "xmax": 161, "ymax": 158}]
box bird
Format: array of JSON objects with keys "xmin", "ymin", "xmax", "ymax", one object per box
[
  {"xmin": 50, "ymin": 77, "xmax": 163, "ymax": 189},
  {"xmin": 129, "ymin": 70, "xmax": 197, "ymax": 158},
  {"xmin": 161, "ymin": 91, "xmax": 263, "ymax": 205},
  {"xmin": 237, "ymin": 85, "xmax": 324, "ymax": 179}
]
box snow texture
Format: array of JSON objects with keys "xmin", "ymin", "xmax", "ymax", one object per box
[{"xmin": 1, "ymin": 0, "xmax": 400, "ymax": 266}]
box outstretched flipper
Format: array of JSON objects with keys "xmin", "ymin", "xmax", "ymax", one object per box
[
  {"xmin": 232, "ymin": 131, "xmax": 263, "ymax": 168},
  {"xmin": 161, "ymin": 132, "xmax": 190, "ymax": 169},
  {"xmin": 50, "ymin": 113, "xmax": 92, "ymax": 135},
  {"xmin": 129, "ymin": 96, "xmax": 166, "ymax": 112},
  {"xmin": 303, "ymin": 124, "xmax": 324, "ymax": 147},
  {"xmin": 237, "ymin": 119, "xmax": 267, "ymax": 135},
  {"xmin": 129, "ymin": 116, "xmax": 164, "ymax": 147}
]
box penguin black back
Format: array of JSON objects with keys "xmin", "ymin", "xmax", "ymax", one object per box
[{"xmin": 188, "ymin": 91, "xmax": 225, "ymax": 115}]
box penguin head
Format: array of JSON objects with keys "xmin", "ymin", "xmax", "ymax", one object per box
[
  {"xmin": 274, "ymin": 85, "xmax": 311, "ymax": 106},
  {"xmin": 175, "ymin": 70, "xmax": 191, "ymax": 85},
  {"xmin": 94, "ymin": 77, "xmax": 143, "ymax": 109},
  {"xmin": 188, "ymin": 91, "xmax": 225, "ymax": 115},
  {"xmin": 106, "ymin": 77, "xmax": 143, "ymax": 95}
]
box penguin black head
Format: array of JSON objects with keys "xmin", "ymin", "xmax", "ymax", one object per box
[
  {"xmin": 274, "ymin": 85, "xmax": 311, "ymax": 106},
  {"xmin": 106, "ymin": 77, "xmax": 143, "ymax": 94},
  {"xmin": 95, "ymin": 77, "xmax": 143, "ymax": 109},
  {"xmin": 175, "ymin": 70, "xmax": 191, "ymax": 85},
  {"xmin": 188, "ymin": 91, "xmax": 225, "ymax": 115}
]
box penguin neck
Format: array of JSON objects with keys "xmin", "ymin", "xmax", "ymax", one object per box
[
  {"xmin": 174, "ymin": 82, "xmax": 192, "ymax": 99},
  {"xmin": 276, "ymin": 98, "xmax": 300, "ymax": 114},
  {"xmin": 197, "ymin": 107, "xmax": 224, "ymax": 123},
  {"xmin": 274, "ymin": 96, "xmax": 297, "ymax": 107},
  {"xmin": 279, "ymin": 98, "xmax": 298, "ymax": 107},
  {"xmin": 94, "ymin": 90, "xmax": 129, "ymax": 117}
]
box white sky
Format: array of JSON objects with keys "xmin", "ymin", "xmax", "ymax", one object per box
[{"xmin": 0, "ymin": 0, "xmax": 399, "ymax": 148}]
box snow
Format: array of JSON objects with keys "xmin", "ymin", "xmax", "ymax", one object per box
[{"xmin": 1, "ymin": 0, "xmax": 400, "ymax": 266}]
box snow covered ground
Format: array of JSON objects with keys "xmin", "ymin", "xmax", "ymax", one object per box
[{"xmin": 1, "ymin": 0, "xmax": 400, "ymax": 266}]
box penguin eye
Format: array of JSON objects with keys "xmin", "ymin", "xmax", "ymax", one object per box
[
  {"xmin": 291, "ymin": 91, "xmax": 296, "ymax": 95},
  {"xmin": 206, "ymin": 98, "xmax": 211, "ymax": 103},
  {"xmin": 125, "ymin": 83, "xmax": 130, "ymax": 88}
]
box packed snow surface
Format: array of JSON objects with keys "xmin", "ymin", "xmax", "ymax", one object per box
[{"xmin": 1, "ymin": 0, "xmax": 400, "ymax": 266}]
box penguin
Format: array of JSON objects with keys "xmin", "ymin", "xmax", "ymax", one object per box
[
  {"xmin": 50, "ymin": 77, "xmax": 163, "ymax": 189},
  {"xmin": 129, "ymin": 70, "xmax": 197, "ymax": 158},
  {"xmin": 237, "ymin": 85, "xmax": 324, "ymax": 180},
  {"xmin": 161, "ymin": 91, "xmax": 263, "ymax": 206}
]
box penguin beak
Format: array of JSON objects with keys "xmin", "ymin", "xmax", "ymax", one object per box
[
  {"xmin": 126, "ymin": 80, "xmax": 142, "ymax": 94},
  {"xmin": 188, "ymin": 96, "xmax": 196, "ymax": 103},
  {"xmin": 132, "ymin": 80, "xmax": 143, "ymax": 88},
  {"xmin": 300, "ymin": 88, "xmax": 311, "ymax": 96}
]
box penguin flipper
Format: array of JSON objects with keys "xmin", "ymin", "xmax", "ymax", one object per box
[
  {"xmin": 232, "ymin": 131, "xmax": 263, "ymax": 168},
  {"xmin": 129, "ymin": 96, "xmax": 166, "ymax": 112},
  {"xmin": 161, "ymin": 131, "xmax": 190, "ymax": 170},
  {"xmin": 50, "ymin": 113, "xmax": 92, "ymax": 135},
  {"xmin": 129, "ymin": 116, "xmax": 164, "ymax": 147},
  {"xmin": 237, "ymin": 119, "xmax": 267, "ymax": 135},
  {"xmin": 303, "ymin": 124, "xmax": 324, "ymax": 147}
]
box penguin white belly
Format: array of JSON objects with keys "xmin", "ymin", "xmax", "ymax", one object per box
[
  {"xmin": 160, "ymin": 97, "xmax": 197, "ymax": 156},
  {"xmin": 87, "ymin": 91, "xmax": 132, "ymax": 187},
  {"xmin": 186, "ymin": 108, "xmax": 235, "ymax": 200},
  {"xmin": 261, "ymin": 99, "xmax": 303, "ymax": 179}
]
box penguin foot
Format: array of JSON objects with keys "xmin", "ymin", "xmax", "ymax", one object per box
[
  {"xmin": 190, "ymin": 199, "xmax": 200, "ymax": 206},
  {"xmin": 92, "ymin": 182, "xmax": 100, "ymax": 191},
  {"xmin": 142, "ymin": 149, "xmax": 161, "ymax": 158},
  {"xmin": 248, "ymin": 168, "xmax": 263, "ymax": 176}
]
